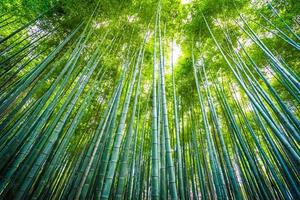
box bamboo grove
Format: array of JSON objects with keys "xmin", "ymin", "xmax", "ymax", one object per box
[{"xmin": 0, "ymin": 0, "xmax": 299, "ymax": 199}]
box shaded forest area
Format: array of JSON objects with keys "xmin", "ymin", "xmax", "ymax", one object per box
[{"xmin": 0, "ymin": 0, "xmax": 299, "ymax": 199}]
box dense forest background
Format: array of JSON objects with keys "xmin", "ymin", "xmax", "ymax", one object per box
[{"xmin": 0, "ymin": 0, "xmax": 299, "ymax": 199}]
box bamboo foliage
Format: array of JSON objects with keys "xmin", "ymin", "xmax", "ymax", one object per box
[{"xmin": 0, "ymin": 1, "xmax": 299, "ymax": 200}]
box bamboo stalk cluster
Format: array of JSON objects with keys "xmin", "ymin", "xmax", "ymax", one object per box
[{"xmin": 0, "ymin": 1, "xmax": 299, "ymax": 200}]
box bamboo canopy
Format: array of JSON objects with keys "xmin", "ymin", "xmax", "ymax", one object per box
[{"xmin": 0, "ymin": 0, "xmax": 299, "ymax": 199}]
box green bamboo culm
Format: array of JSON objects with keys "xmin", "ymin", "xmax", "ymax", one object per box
[
  {"xmin": 151, "ymin": 8, "xmax": 160, "ymax": 200},
  {"xmin": 157, "ymin": 5, "xmax": 178, "ymax": 200}
]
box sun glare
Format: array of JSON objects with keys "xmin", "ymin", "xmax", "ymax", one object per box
[
  {"xmin": 181, "ymin": 0, "xmax": 192, "ymax": 5},
  {"xmin": 170, "ymin": 41, "xmax": 182, "ymax": 66}
]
